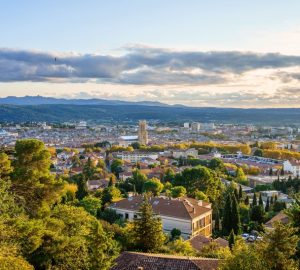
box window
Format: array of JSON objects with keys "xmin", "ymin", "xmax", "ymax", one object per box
[
  {"xmin": 125, "ymin": 213, "xmax": 129, "ymax": 219},
  {"xmin": 134, "ymin": 214, "xmax": 137, "ymax": 219}
]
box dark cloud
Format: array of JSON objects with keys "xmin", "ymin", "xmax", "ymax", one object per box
[{"xmin": 1, "ymin": 47, "xmax": 300, "ymax": 84}]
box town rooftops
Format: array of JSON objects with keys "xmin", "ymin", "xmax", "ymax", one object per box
[
  {"xmin": 110, "ymin": 195, "xmax": 211, "ymax": 220},
  {"xmin": 265, "ymin": 211, "xmax": 289, "ymax": 229},
  {"xmin": 110, "ymin": 252, "xmax": 219, "ymax": 270}
]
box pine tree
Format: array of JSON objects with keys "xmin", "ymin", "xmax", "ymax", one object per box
[
  {"xmin": 228, "ymin": 229, "xmax": 235, "ymax": 250},
  {"xmin": 252, "ymin": 193, "xmax": 257, "ymax": 206},
  {"xmin": 265, "ymin": 197, "xmax": 270, "ymax": 212},
  {"xmin": 259, "ymin": 193, "xmax": 263, "ymax": 206},
  {"xmin": 132, "ymin": 196, "xmax": 166, "ymax": 252},
  {"xmin": 231, "ymin": 193, "xmax": 241, "ymax": 234}
]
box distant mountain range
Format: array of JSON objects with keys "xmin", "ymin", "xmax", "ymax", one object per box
[
  {"xmin": 0, "ymin": 96, "xmax": 174, "ymax": 107},
  {"xmin": 0, "ymin": 96, "xmax": 299, "ymax": 125}
]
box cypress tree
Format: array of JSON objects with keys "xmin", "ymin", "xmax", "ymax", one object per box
[
  {"xmin": 222, "ymin": 192, "xmax": 233, "ymax": 236},
  {"xmin": 244, "ymin": 195, "xmax": 249, "ymax": 205},
  {"xmin": 228, "ymin": 229, "xmax": 235, "ymax": 250},
  {"xmin": 231, "ymin": 193, "xmax": 241, "ymax": 234},
  {"xmin": 265, "ymin": 197, "xmax": 270, "ymax": 212},
  {"xmin": 234, "ymin": 188, "xmax": 239, "ymax": 202},
  {"xmin": 214, "ymin": 208, "xmax": 220, "ymax": 231},
  {"xmin": 252, "ymin": 193, "xmax": 257, "ymax": 206},
  {"xmin": 270, "ymin": 195, "xmax": 274, "ymax": 205},
  {"xmin": 259, "ymin": 193, "xmax": 263, "ymax": 206},
  {"xmin": 238, "ymin": 185, "xmax": 243, "ymax": 201}
]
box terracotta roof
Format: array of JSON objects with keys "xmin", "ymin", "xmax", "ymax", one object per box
[
  {"xmin": 110, "ymin": 195, "xmax": 211, "ymax": 220},
  {"xmin": 188, "ymin": 234, "xmax": 212, "ymax": 251},
  {"xmin": 265, "ymin": 211, "xmax": 290, "ymax": 228},
  {"xmin": 110, "ymin": 252, "xmax": 219, "ymax": 270}
]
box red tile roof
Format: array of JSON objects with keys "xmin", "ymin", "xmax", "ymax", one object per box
[
  {"xmin": 110, "ymin": 252, "xmax": 219, "ymax": 270},
  {"xmin": 110, "ymin": 195, "xmax": 211, "ymax": 220}
]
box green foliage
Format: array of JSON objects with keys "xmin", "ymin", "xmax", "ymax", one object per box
[
  {"xmin": 143, "ymin": 178, "xmax": 164, "ymax": 196},
  {"xmin": 173, "ymin": 165, "xmax": 223, "ymax": 202},
  {"xmin": 79, "ymin": 195, "xmax": 101, "ymax": 216},
  {"xmin": 253, "ymin": 148, "xmax": 263, "ymax": 157},
  {"xmin": 235, "ymin": 167, "xmax": 248, "ymax": 185},
  {"xmin": 0, "ymin": 152, "xmax": 12, "ymax": 180},
  {"xmin": 170, "ymin": 228, "xmax": 181, "ymax": 240},
  {"xmin": 251, "ymin": 205, "xmax": 265, "ymax": 224},
  {"xmin": 102, "ymin": 186, "xmax": 122, "ymax": 205},
  {"xmin": 171, "ymin": 186, "xmax": 187, "ymax": 198},
  {"xmin": 131, "ymin": 196, "xmax": 166, "ymax": 252},
  {"xmin": 111, "ymin": 159, "xmax": 124, "ymax": 178},
  {"xmin": 83, "ymin": 157, "xmax": 96, "ymax": 180},
  {"xmin": 11, "ymin": 139, "xmax": 65, "ymax": 217},
  {"xmin": 222, "ymin": 191, "xmax": 241, "ymax": 235},
  {"xmin": 29, "ymin": 205, "xmax": 119, "ymax": 270},
  {"xmin": 166, "ymin": 237, "xmax": 195, "ymax": 256},
  {"xmin": 194, "ymin": 190, "xmax": 209, "ymax": 201},
  {"xmin": 228, "ymin": 229, "xmax": 235, "ymax": 250}
]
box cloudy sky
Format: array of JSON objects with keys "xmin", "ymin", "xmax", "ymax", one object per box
[{"xmin": 1, "ymin": 0, "xmax": 300, "ymax": 107}]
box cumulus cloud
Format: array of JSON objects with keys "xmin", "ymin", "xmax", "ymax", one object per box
[{"xmin": 2, "ymin": 46, "xmax": 300, "ymax": 85}]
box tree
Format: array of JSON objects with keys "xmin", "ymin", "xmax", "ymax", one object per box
[
  {"xmin": 29, "ymin": 205, "xmax": 119, "ymax": 270},
  {"xmin": 244, "ymin": 195, "xmax": 249, "ymax": 205},
  {"xmin": 228, "ymin": 229, "xmax": 235, "ymax": 250},
  {"xmin": 195, "ymin": 190, "xmax": 209, "ymax": 201},
  {"xmin": 102, "ymin": 186, "xmax": 122, "ymax": 205},
  {"xmin": 75, "ymin": 174, "xmax": 88, "ymax": 200},
  {"xmin": 143, "ymin": 178, "xmax": 164, "ymax": 196},
  {"xmin": 83, "ymin": 157, "xmax": 96, "ymax": 180},
  {"xmin": 231, "ymin": 193, "xmax": 241, "ymax": 234},
  {"xmin": 0, "ymin": 153, "xmax": 12, "ymax": 180},
  {"xmin": 251, "ymin": 205, "xmax": 264, "ymax": 224},
  {"xmin": 131, "ymin": 196, "xmax": 166, "ymax": 252},
  {"xmin": 11, "ymin": 139, "xmax": 65, "ymax": 217},
  {"xmin": 111, "ymin": 159, "xmax": 124, "ymax": 178},
  {"xmin": 171, "ymin": 186, "xmax": 186, "ymax": 198},
  {"xmin": 254, "ymin": 149, "xmax": 263, "ymax": 157},
  {"xmin": 167, "ymin": 237, "xmax": 195, "ymax": 256},
  {"xmin": 79, "ymin": 195, "xmax": 102, "ymax": 216},
  {"xmin": 214, "ymin": 207, "xmax": 220, "ymax": 231},
  {"xmin": 265, "ymin": 197, "xmax": 270, "ymax": 212},
  {"xmin": 252, "ymin": 193, "xmax": 257, "ymax": 206},
  {"xmin": 235, "ymin": 167, "xmax": 248, "ymax": 185},
  {"xmin": 209, "ymin": 158, "xmax": 226, "ymax": 173},
  {"xmin": 130, "ymin": 170, "xmax": 148, "ymax": 193},
  {"xmin": 170, "ymin": 228, "xmax": 181, "ymax": 240},
  {"xmin": 259, "ymin": 193, "xmax": 264, "ymax": 206},
  {"xmin": 255, "ymin": 222, "xmax": 299, "ymax": 270},
  {"xmin": 238, "ymin": 185, "xmax": 243, "ymax": 201}
]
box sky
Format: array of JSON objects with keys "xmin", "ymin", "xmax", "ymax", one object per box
[{"xmin": 1, "ymin": 0, "xmax": 300, "ymax": 107}]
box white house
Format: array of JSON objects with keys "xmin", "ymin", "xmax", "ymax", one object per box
[
  {"xmin": 109, "ymin": 195, "xmax": 212, "ymax": 239},
  {"xmin": 283, "ymin": 160, "xmax": 300, "ymax": 177}
]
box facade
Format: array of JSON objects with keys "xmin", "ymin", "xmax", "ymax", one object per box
[
  {"xmin": 117, "ymin": 151, "xmax": 159, "ymax": 163},
  {"xmin": 283, "ymin": 160, "xmax": 300, "ymax": 177},
  {"xmin": 138, "ymin": 120, "xmax": 148, "ymax": 145},
  {"xmin": 172, "ymin": 148, "xmax": 198, "ymax": 159},
  {"xmin": 109, "ymin": 195, "xmax": 212, "ymax": 239}
]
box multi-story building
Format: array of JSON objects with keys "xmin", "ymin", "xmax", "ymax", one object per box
[
  {"xmin": 109, "ymin": 195, "xmax": 212, "ymax": 239},
  {"xmin": 171, "ymin": 148, "xmax": 198, "ymax": 159},
  {"xmin": 138, "ymin": 120, "xmax": 148, "ymax": 145},
  {"xmin": 117, "ymin": 151, "xmax": 158, "ymax": 163},
  {"xmin": 191, "ymin": 122, "xmax": 201, "ymax": 132}
]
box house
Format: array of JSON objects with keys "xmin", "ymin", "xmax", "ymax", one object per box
[
  {"xmin": 110, "ymin": 252, "xmax": 219, "ymax": 270},
  {"xmin": 283, "ymin": 160, "xmax": 300, "ymax": 177},
  {"xmin": 86, "ymin": 179, "xmax": 109, "ymax": 191},
  {"xmin": 265, "ymin": 211, "xmax": 289, "ymax": 229},
  {"xmin": 109, "ymin": 195, "xmax": 212, "ymax": 239}
]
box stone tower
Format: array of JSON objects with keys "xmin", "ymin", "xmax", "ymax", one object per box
[{"xmin": 138, "ymin": 120, "xmax": 148, "ymax": 145}]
